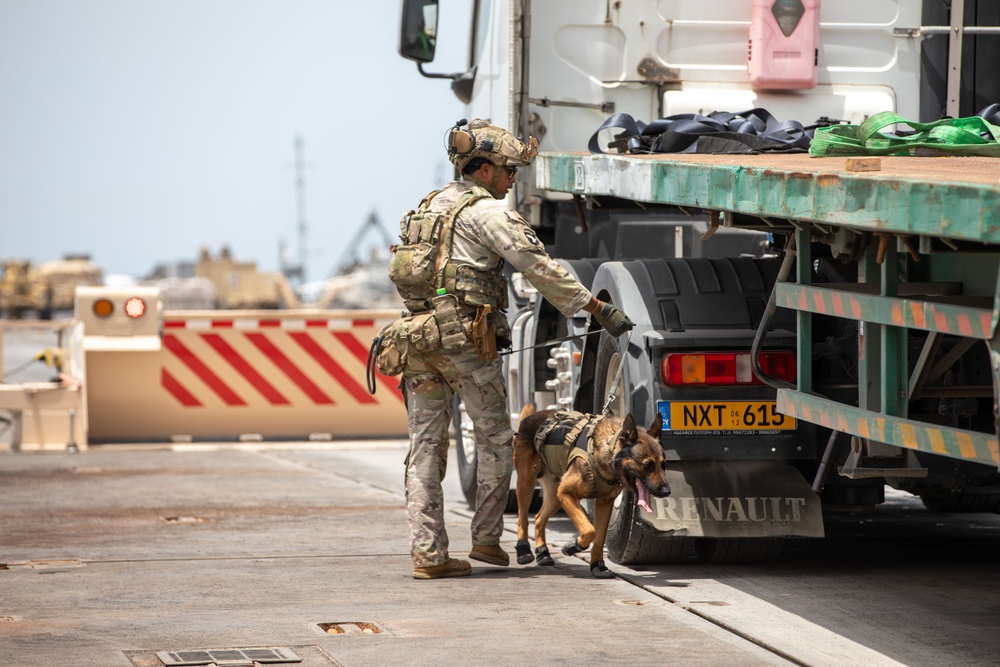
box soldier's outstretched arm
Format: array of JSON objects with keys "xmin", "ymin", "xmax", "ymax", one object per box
[
  {"xmin": 475, "ymin": 204, "xmax": 633, "ymax": 336},
  {"xmin": 476, "ymin": 204, "xmax": 590, "ymax": 316}
]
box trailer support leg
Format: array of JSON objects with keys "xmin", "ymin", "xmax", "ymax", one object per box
[{"xmin": 811, "ymin": 429, "xmax": 841, "ymax": 493}]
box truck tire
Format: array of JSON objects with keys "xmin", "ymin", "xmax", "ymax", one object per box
[
  {"xmin": 694, "ymin": 537, "xmax": 785, "ymax": 563},
  {"xmin": 606, "ymin": 490, "xmax": 695, "ymax": 564},
  {"xmin": 592, "ymin": 332, "xmax": 694, "ymax": 563},
  {"xmin": 592, "ymin": 331, "xmax": 629, "ymax": 417},
  {"xmin": 920, "ymin": 491, "xmax": 1000, "ymax": 513}
]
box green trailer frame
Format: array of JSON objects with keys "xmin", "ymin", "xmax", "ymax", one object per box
[{"xmin": 536, "ymin": 152, "xmax": 1000, "ymax": 471}]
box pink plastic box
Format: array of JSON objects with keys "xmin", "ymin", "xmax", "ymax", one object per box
[{"xmin": 748, "ymin": 0, "xmax": 820, "ymax": 90}]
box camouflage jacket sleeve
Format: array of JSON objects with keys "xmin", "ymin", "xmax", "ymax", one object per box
[{"xmin": 463, "ymin": 200, "xmax": 593, "ymax": 317}]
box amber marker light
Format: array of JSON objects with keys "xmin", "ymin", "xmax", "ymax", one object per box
[
  {"xmin": 92, "ymin": 299, "xmax": 114, "ymax": 318},
  {"xmin": 124, "ymin": 297, "xmax": 146, "ymax": 318}
]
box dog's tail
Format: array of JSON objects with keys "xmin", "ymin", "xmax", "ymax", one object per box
[{"xmin": 518, "ymin": 403, "xmax": 536, "ymax": 422}]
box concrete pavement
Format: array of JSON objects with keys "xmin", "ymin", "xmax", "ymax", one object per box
[{"xmin": 0, "ymin": 442, "xmax": 792, "ymax": 667}]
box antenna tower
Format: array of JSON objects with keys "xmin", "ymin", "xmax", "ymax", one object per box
[{"xmin": 294, "ymin": 134, "xmax": 308, "ymax": 284}]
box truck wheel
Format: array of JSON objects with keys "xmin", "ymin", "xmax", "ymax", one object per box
[
  {"xmin": 694, "ymin": 537, "xmax": 785, "ymax": 563},
  {"xmin": 594, "ymin": 332, "xmax": 693, "ymax": 564},
  {"xmin": 453, "ymin": 396, "xmax": 478, "ymax": 508},
  {"xmin": 920, "ymin": 491, "xmax": 1000, "ymax": 513},
  {"xmin": 606, "ymin": 490, "xmax": 695, "ymax": 564},
  {"xmin": 593, "ymin": 331, "xmax": 628, "ymax": 417}
]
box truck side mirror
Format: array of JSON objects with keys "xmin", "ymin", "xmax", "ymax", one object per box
[{"xmin": 399, "ymin": 0, "xmax": 439, "ymax": 63}]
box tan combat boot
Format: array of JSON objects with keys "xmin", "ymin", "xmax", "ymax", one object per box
[
  {"xmin": 412, "ymin": 558, "xmax": 472, "ymax": 580},
  {"xmin": 469, "ymin": 545, "xmax": 510, "ymax": 567}
]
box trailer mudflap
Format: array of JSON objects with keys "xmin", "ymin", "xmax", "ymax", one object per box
[{"xmin": 641, "ymin": 460, "xmax": 824, "ymax": 538}]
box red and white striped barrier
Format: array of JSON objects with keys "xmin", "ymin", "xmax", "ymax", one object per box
[{"xmin": 85, "ymin": 310, "xmax": 407, "ymax": 443}]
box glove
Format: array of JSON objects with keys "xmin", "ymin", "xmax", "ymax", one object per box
[{"xmin": 593, "ymin": 301, "xmax": 634, "ymax": 338}]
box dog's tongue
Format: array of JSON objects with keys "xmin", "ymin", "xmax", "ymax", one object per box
[{"xmin": 635, "ymin": 481, "xmax": 652, "ymax": 513}]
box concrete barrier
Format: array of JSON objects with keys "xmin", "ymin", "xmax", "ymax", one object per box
[{"xmin": 86, "ymin": 309, "xmax": 407, "ymax": 443}]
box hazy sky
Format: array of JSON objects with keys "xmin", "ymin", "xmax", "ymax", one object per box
[{"xmin": 0, "ymin": 1, "xmax": 470, "ymax": 282}]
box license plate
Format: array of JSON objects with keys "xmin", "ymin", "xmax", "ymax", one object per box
[{"xmin": 657, "ymin": 401, "xmax": 796, "ymax": 434}]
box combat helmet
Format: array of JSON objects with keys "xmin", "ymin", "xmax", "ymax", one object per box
[{"xmin": 447, "ymin": 118, "xmax": 539, "ymax": 172}]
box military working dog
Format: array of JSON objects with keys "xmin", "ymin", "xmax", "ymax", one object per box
[{"xmin": 513, "ymin": 404, "xmax": 671, "ymax": 578}]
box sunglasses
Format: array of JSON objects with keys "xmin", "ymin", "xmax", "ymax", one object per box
[{"xmin": 504, "ymin": 166, "xmax": 518, "ymax": 177}]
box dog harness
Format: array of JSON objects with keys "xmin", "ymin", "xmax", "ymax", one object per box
[{"xmin": 532, "ymin": 411, "xmax": 621, "ymax": 497}]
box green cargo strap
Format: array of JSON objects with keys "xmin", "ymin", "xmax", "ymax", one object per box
[{"xmin": 810, "ymin": 111, "xmax": 1000, "ymax": 157}]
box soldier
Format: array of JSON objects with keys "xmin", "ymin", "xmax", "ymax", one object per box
[{"xmin": 390, "ymin": 119, "xmax": 633, "ymax": 579}]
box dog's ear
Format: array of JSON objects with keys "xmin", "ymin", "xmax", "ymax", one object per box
[
  {"xmin": 647, "ymin": 412, "xmax": 663, "ymax": 439},
  {"xmin": 620, "ymin": 413, "xmax": 638, "ymax": 445}
]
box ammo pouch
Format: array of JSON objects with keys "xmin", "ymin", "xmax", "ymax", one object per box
[
  {"xmin": 399, "ymin": 312, "xmax": 441, "ymax": 354},
  {"xmin": 430, "ymin": 293, "xmax": 468, "ymax": 353},
  {"xmin": 471, "ymin": 304, "xmax": 498, "ymax": 361},
  {"xmin": 392, "ymin": 295, "xmax": 470, "ymax": 356}
]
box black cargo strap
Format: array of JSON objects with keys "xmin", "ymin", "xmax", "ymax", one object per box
[{"xmin": 588, "ymin": 108, "xmax": 836, "ymax": 155}]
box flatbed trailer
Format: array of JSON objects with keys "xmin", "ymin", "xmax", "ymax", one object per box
[
  {"xmin": 397, "ymin": 0, "xmax": 1000, "ymax": 561},
  {"xmin": 538, "ymin": 151, "xmax": 1000, "ymax": 475}
]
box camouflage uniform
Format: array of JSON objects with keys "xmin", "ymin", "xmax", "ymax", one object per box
[{"xmin": 403, "ymin": 178, "xmax": 594, "ymax": 568}]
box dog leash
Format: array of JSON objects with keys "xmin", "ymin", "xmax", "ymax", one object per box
[
  {"xmin": 498, "ymin": 329, "xmax": 603, "ymax": 356},
  {"xmin": 600, "ymin": 331, "xmax": 631, "ymax": 417}
]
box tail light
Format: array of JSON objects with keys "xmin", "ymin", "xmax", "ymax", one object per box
[
  {"xmin": 124, "ymin": 297, "xmax": 147, "ymax": 318},
  {"xmin": 662, "ymin": 351, "xmax": 796, "ymax": 386}
]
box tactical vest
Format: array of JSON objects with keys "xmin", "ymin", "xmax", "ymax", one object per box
[
  {"xmin": 388, "ymin": 187, "xmax": 508, "ymax": 314},
  {"xmin": 533, "ymin": 411, "xmax": 621, "ymax": 497}
]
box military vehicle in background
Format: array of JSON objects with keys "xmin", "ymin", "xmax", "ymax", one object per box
[
  {"xmin": 0, "ymin": 255, "xmax": 102, "ymax": 319},
  {"xmin": 38, "ymin": 255, "xmax": 104, "ymax": 315},
  {"xmin": 0, "ymin": 260, "xmax": 47, "ymax": 319},
  {"xmin": 195, "ymin": 246, "xmax": 300, "ymax": 310},
  {"xmin": 146, "ymin": 246, "xmax": 300, "ymax": 311}
]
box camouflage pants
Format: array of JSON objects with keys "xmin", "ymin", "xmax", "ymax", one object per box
[{"xmin": 402, "ymin": 337, "xmax": 513, "ymax": 568}]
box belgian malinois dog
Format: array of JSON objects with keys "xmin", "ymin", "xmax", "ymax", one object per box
[{"xmin": 513, "ymin": 404, "xmax": 671, "ymax": 578}]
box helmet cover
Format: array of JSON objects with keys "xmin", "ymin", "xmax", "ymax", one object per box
[{"xmin": 447, "ymin": 118, "xmax": 538, "ymax": 172}]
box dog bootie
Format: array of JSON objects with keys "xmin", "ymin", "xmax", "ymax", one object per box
[
  {"xmin": 535, "ymin": 545, "xmax": 555, "ymax": 566},
  {"xmin": 412, "ymin": 558, "xmax": 472, "ymax": 580},
  {"xmin": 469, "ymin": 545, "xmax": 509, "ymax": 567},
  {"xmin": 590, "ymin": 560, "xmax": 615, "ymax": 579},
  {"xmin": 561, "ymin": 538, "xmax": 584, "ymax": 557},
  {"xmin": 515, "ymin": 540, "xmax": 533, "ymax": 565}
]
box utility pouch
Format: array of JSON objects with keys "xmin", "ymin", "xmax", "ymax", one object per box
[
  {"xmin": 402, "ymin": 312, "xmax": 441, "ymax": 353},
  {"xmin": 387, "ymin": 241, "xmax": 436, "ymax": 290},
  {"xmin": 373, "ymin": 329, "xmax": 406, "ymax": 377},
  {"xmin": 471, "ymin": 304, "xmax": 498, "ymax": 361},
  {"xmin": 430, "ymin": 293, "xmax": 468, "ymax": 352}
]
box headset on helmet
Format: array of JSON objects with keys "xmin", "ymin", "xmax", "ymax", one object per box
[{"xmin": 446, "ymin": 118, "xmax": 538, "ymax": 172}]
